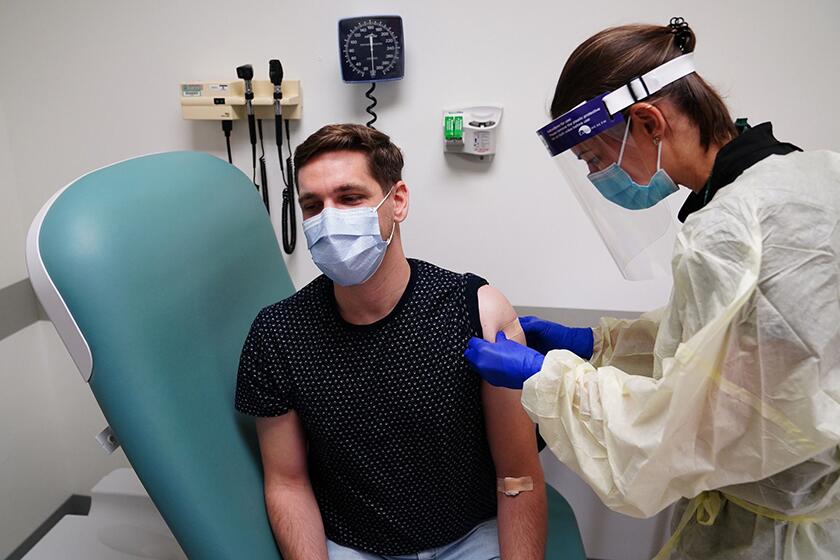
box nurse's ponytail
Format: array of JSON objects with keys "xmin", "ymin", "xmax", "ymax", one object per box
[{"xmin": 551, "ymin": 18, "xmax": 736, "ymax": 150}]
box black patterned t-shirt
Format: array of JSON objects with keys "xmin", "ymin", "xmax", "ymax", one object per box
[{"xmin": 234, "ymin": 259, "xmax": 497, "ymax": 555}]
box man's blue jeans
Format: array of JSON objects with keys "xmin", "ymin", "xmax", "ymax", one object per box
[{"xmin": 326, "ymin": 518, "xmax": 500, "ymax": 560}]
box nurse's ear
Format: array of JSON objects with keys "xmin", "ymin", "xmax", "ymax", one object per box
[{"xmin": 628, "ymin": 102, "xmax": 668, "ymax": 144}]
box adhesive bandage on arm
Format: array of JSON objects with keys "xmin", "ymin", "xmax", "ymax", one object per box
[
  {"xmin": 500, "ymin": 317, "xmax": 525, "ymax": 343},
  {"xmin": 497, "ymin": 476, "xmax": 534, "ymax": 497}
]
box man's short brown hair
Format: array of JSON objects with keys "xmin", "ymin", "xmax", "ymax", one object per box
[{"xmin": 294, "ymin": 124, "xmax": 404, "ymax": 194}]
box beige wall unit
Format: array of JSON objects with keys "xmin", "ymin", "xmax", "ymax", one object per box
[{"xmin": 179, "ymin": 79, "xmax": 302, "ymax": 120}]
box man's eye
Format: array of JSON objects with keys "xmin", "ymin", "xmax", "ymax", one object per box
[{"xmin": 343, "ymin": 196, "xmax": 364, "ymax": 204}]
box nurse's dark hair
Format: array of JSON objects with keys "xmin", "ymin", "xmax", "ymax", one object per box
[
  {"xmin": 551, "ymin": 20, "xmax": 737, "ymax": 150},
  {"xmin": 294, "ymin": 123, "xmax": 403, "ymax": 194}
]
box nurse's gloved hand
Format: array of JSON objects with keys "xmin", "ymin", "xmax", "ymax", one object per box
[
  {"xmin": 464, "ymin": 332, "xmax": 545, "ymax": 390},
  {"xmin": 519, "ymin": 316, "xmax": 594, "ymax": 359}
]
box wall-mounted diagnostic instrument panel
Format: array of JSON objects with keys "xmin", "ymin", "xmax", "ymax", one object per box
[
  {"xmin": 179, "ymin": 63, "xmax": 302, "ymax": 254},
  {"xmin": 178, "ymin": 79, "xmax": 301, "ymax": 121}
]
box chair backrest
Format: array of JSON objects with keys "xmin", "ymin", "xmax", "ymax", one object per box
[{"xmin": 27, "ymin": 151, "xmax": 294, "ymax": 559}]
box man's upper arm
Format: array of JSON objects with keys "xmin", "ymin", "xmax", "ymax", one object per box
[
  {"xmin": 235, "ymin": 309, "xmax": 293, "ymax": 417},
  {"xmin": 476, "ymin": 285, "xmax": 525, "ymax": 346},
  {"xmin": 256, "ymin": 411, "xmax": 309, "ymax": 487},
  {"xmin": 476, "ymin": 285, "xmax": 541, "ymax": 472}
]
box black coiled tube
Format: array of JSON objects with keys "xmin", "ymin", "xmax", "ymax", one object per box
[
  {"xmin": 364, "ymin": 83, "xmax": 378, "ymax": 128},
  {"xmin": 280, "ymin": 119, "xmax": 296, "ymax": 254}
]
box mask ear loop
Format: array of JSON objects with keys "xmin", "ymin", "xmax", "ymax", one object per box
[
  {"xmin": 374, "ymin": 186, "xmax": 394, "ymax": 210},
  {"xmin": 656, "ymin": 138, "xmax": 663, "ymax": 171},
  {"xmin": 385, "ymin": 218, "xmax": 396, "ymax": 245},
  {"xmin": 617, "ymin": 117, "xmax": 632, "ymax": 167},
  {"xmin": 375, "ymin": 186, "xmax": 397, "ymax": 245}
]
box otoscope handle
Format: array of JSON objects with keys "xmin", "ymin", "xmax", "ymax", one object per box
[
  {"xmin": 247, "ymin": 113, "xmax": 257, "ymax": 147},
  {"xmin": 274, "ymin": 114, "xmax": 283, "ymax": 149},
  {"xmin": 260, "ymin": 159, "xmax": 270, "ymax": 213}
]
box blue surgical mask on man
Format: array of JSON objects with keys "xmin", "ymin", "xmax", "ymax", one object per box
[
  {"xmin": 303, "ymin": 187, "xmax": 395, "ymax": 286},
  {"xmin": 587, "ymin": 120, "xmax": 678, "ymax": 210}
]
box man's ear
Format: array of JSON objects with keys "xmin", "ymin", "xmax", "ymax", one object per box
[
  {"xmin": 628, "ymin": 103, "xmax": 668, "ymax": 143},
  {"xmin": 392, "ymin": 180, "xmax": 410, "ymax": 223}
]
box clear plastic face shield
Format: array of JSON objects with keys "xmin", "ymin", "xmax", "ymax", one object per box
[{"xmin": 537, "ymin": 54, "xmax": 696, "ymax": 280}]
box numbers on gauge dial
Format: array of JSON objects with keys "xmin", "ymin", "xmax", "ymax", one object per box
[{"xmin": 343, "ymin": 20, "xmax": 400, "ymax": 79}]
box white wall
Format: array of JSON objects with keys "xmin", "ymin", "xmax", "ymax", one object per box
[
  {"xmin": 0, "ymin": 102, "xmax": 129, "ymax": 556},
  {"xmin": 1, "ymin": 0, "xmax": 839, "ymax": 557},
  {"xmin": 3, "ymin": 0, "xmax": 838, "ymax": 314},
  {"xmin": 0, "ymin": 103, "xmax": 25, "ymax": 288},
  {"xmin": 0, "ymin": 104, "xmax": 66, "ymax": 557}
]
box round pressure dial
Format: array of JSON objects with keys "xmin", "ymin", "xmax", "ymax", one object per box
[{"xmin": 338, "ymin": 16, "xmax": 405, "ymax": 83}]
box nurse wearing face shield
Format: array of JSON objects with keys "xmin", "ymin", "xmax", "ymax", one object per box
[{"xmin": 465, "ymin": 17, "xmax": 840, "ymax": 559}]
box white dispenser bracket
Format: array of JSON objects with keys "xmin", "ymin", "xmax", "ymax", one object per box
[{"xmin": 443, "ymin": 105, "xmax": 502, "ymax": 160}]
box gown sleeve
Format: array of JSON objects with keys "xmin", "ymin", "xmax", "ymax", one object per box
[{"xmin": 590, "ymin": 308, "xmax": 664, "ymax": 377}]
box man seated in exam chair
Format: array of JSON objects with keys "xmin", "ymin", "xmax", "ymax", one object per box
[{"xmin": 235, "ymin": 124, "xmax": 547, "ymax": 559}]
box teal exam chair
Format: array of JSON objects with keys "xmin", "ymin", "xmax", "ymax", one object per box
[{"xmin": 26, "ymin": 151, "xmax": 585, "ymax": 559}]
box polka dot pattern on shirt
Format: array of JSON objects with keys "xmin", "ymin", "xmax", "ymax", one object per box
[{"xmin": 235, "ymin": 259, "xmax": 497, "ymax": 555}]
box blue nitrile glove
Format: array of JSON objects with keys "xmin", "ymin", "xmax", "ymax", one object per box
[
  {"xmin": 464, "ymin": 332, "xmax": 545, "ymax": 390},
  {"xmin": 519, "ymin": 316, "xmax": 594, "ymax": 359}
]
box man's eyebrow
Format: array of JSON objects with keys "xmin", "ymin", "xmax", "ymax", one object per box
[
  {"xmin": 334, "ymin": 183, "xmax": 368, "ymax": 192},
  {"xmin": 298, "ymin": 192, "xmax": 318, "ymax": 204},
  {"xmin": 298, "ymin": 183, "xmax": 369, "ymax": 204}
]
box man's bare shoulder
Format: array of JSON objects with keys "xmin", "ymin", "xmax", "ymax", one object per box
[{"xmin": 477, "ymin": 285, "xmax": 524, "ymax": 344}]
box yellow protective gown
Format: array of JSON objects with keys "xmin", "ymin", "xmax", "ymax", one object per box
[{"xmin": 522, "ymin": 150, "xmax": 840, "ymax": 559}]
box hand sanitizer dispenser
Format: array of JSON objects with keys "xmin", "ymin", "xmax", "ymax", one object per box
[{"xmin": 443, "ymin": 106, "xmax": 503, "ymax": 160}]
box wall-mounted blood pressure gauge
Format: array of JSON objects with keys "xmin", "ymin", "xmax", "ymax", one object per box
[{"xmin": 338, "ymin": 16, "xmax": 405, "ymax": 83}]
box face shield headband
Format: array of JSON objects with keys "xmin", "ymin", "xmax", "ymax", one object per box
[{"xmin": 537, "ymin": 53, "xmax": 696, "ymax": 157}]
